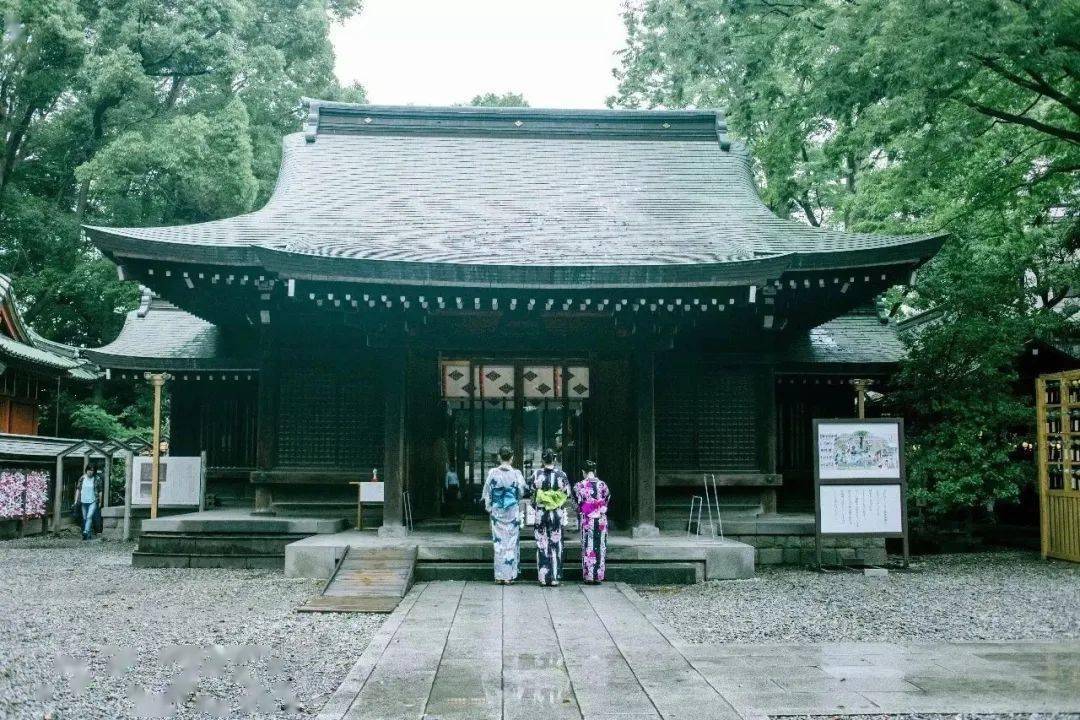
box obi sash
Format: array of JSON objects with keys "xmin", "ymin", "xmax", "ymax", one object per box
[
  {"xmin": 535, "ymin": 488, "xmax": 568, "ymax": 511},
  {"xmin": 490, "ymin": 485, "xmax": 519, "ymax": 511},
  {"xmin": 579, "ymin": 499, "xmax": 607, "ymax": 518}
]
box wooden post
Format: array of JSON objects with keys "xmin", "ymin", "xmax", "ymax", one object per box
[
  {"xmin": 253, "ymin": 328, "xmax": 279, "ymax": 515},
  {"xmin": 198, "ymin": 450, "xmax": 207, "ymax": 512},
  {"xmin": 1036, "ymin": 376, "xmax": 1050, "ymax": 559},
  {"xmin": 123, "ymin": 450, "xmax": 133, "ymax": 541},
  {"xmin": 52, "ymin": 453, "xmax": 65, "ymax": 532},
  {"xmin": 632, "ymin": 351, "xmax": 659, "ymax": 537},
  {"xmin": 144, "ymin": 372, "xmax": 171, "ymax": 520},
  {"xmin": 102, "ymin": 453, "xmax": 111, "ymax": 510},
  {"xmin": 851, "ymin": 378, "xmax": 872, "ymax": 419},
  {"xmin": 380, "ymin": 359, "xmax": 407, "ymax": 536}
]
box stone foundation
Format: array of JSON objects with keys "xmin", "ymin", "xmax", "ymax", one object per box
[{"xmin": 727, "ymin": 534, "xmax": 886, "ymax": 566}]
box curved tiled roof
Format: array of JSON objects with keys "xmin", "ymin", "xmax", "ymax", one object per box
[
  {"xmin": 781, "ymin": 306, "xmax": 906, "ymax": 368},
  {"xmin": 0, "ymin": 275, "xmax": 99, "ymax": 379},
  {"xmin": 85, "ymin": 103, "xmax": 944, "ymax": 287},
  {"xmin": 82, "ymin": 291, "xmax": 255, "ymax": 371}
]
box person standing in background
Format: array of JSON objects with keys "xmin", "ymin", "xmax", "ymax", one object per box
[{"xmin": 73, "ymin": 467, "xmax": 102, "ymax": 541}]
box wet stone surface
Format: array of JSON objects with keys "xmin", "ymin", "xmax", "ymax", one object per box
[{"xmin": 319, "ymin": 580, "xmax": 1080, "ymax": 720}]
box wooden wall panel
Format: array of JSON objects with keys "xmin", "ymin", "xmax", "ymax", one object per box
[
  {"xmin": 655, "ymin": 359, "xmax": 762, "ymax": 474},
  {"xmin": 276, "ymin": 349, "xmax": 385, "ymax": 470}
]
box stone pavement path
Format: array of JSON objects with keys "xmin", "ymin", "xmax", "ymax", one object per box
[{"xmin": 317, "ymin": 581, "xmax": 1080, "ymax": 720}]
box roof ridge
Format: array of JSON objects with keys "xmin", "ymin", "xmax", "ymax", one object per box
[{"xmin": 300, "ymin": 99, "xmax": 731, "ymax": 147}]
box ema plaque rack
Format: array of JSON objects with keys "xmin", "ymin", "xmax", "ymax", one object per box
[{"xmin": 1037, "ymin": 369, "xmax": 1080, "ymax": 563}]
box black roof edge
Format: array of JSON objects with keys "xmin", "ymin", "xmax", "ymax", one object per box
[{"xmin": 300, "ymin": 99, "xmax": 731, "ymax": 147}]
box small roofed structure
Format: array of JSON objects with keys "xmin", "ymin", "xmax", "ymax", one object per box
[
  {"xmin": 0, "ymin": 275, "xmax": 98, "ymax": 435},
  {"xmin": 82, "ymin": 102, "xmax": 945, "ymax": 542}
]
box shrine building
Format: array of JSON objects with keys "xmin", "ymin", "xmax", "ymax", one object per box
[{"xmin": 82, "ymin": 102, "xmax": 944, "ymax": 540}]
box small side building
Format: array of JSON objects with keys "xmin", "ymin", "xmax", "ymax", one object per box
[{"xmin": 0, "ymin": 275, "xmax": 99, "ymax": 435}]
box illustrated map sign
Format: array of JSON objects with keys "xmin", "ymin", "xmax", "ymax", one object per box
[
  {"xmin": 816, "ymin": 421, "xmax": 901, "ymax": 480},
  {"xmin": 131, "ymin": 456, "xmax": 203, "ymax": 507},
  {"xmin": 812, "ymin": 418, "xmax": 909, "ymax": 568}
]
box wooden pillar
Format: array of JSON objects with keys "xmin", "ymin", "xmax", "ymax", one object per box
[
  {"xmin": 760, "ymin": 366, "xmax": 778, "ymax": 514},
  {"xmin": 122, "ymin": 450, "xmax": 133, "ymax": 541},
  {"xmin": 380, "ymin": 358, "xmax": 407, "ymax": 536},
  {"xmin": 852, "ymin": 378, "xmax": 872, "ymax": 419},
  {"xmin": 102, "ymin": 453, "xmax": 111, "ymax": 510},
  {"xmin": 632, "ymin": 351, "xmax": 660, "ymax": 537},
  {"xmin": 253, "ymin": 329, "xmax": 279, "ymax": 515},
  {"xmin": 52, "ymin": 453, "xmax": 65, "ymax": 532}
]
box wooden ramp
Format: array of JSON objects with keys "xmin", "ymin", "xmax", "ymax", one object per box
[{"xmin": 297, "ymin": 546, "xmax": 417, "ymax": 613}]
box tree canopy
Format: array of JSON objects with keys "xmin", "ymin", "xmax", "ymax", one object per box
[
  {"xmin": 466, "ymin": 92, "xmax": 529, "ymax": 107},
  {"xmin": 1, "ymin": 0, "xmax": 364, "ymax": 435},
  {"xmin": 613, "ymin": 0, "xmax": 1079, "ymax": 517}
]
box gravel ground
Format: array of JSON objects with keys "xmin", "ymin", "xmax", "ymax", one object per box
[
  {"xmin": 639, "ymin": 551, "xmax": 1080, "ymax": 645},
  {"xmin": 0, "ymin": 534, "xmax": 383, "ymax": 720}
]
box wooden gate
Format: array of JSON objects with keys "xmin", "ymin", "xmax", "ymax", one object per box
[{"xmin": 1037, "ymin": 369, "xmax": 1080, "ymax": 562}]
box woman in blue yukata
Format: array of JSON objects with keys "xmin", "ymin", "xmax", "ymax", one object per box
[
  {"xmin": 526, "ymin": 448, "xmax": 571, "ymax": 587},
  {"xmin": 482, "ymin": 445, "xmax": 526, "ymax": 585}
]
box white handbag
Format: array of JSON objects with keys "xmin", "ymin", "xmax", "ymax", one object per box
[{"xmin": 524, "ymin": 501, "xmax": 537, "ymax": 526}]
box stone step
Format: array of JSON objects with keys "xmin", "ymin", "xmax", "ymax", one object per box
[
  {"xmin": 415, "ymin": 561, "xmax": 701, "ymax": 584},
  {"xmin": 137, "ymin": 531, "xmax": 309, "ymax": 557},
  {"xmin": 132, "ymin": 552, "xmax": 284, "ymax": 570}
]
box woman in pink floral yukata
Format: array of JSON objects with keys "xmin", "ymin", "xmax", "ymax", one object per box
[{"xmin": 573, "ymin": 460, "xmax": 610, "ymax": 584}]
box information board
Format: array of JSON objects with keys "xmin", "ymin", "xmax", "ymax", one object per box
[
  {"xmin": 819, "ymin": 484, "xmax": 903, "ymax": 534},
  {"xmin": 813, "ymin": 418, "xmax": 908, "ymax": 568},
  {"xmin": 131, "ymin": 456, "xmax": 203, "ymax": 507}
]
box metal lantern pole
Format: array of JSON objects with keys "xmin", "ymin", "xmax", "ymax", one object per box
[{"xmin": 144, "ymin": 372, "xmax": 172, "ymax": 519}]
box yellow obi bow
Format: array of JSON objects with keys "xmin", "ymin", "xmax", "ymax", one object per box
[{"xmin": 535, "ymin": 489, "xmax": 568, "ymax": 511}]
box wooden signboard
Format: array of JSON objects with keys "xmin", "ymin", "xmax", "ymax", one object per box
[
  {"xmin": 1036, "ymin": 369, "xmax": 1080, "ymax": 562},
  {"xmin": 813, "ymin": 418, "xmax": 909, "ymax": 568}
]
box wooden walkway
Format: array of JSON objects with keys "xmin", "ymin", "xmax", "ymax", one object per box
[{"xmin": 297, "ymin": 546, "xmax": 416, "ymax": 613}]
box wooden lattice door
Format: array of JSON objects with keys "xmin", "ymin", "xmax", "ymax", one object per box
[{"xmin": 1037, "ymin": 369, "xmax": 1080, "ymax": 562}]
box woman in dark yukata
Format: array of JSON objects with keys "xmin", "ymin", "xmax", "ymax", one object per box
[
  {"xmin": 573, "ymin": 460, "xmax": 610, "ymax": 584},
  {"xmin": 526, "ymin": 448, "xmax": 571, "ymax": 586}
]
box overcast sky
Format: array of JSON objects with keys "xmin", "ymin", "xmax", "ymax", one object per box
[{"xmin": 331, "ymin": 0, "xmax": 628, "ymax": 108}]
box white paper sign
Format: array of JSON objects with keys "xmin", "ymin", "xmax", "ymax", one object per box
[
  {"xmin": 131, "ymin": 456, "xmax": 203, "ymax": 506},
  {"xmin": 359, "ymin": 482, "xmax": 385, "ymax": 503},
  {"xmin": 817, "ymin": 422, "xmax": 901, "ymax": 480},
  {"xmin": 819, "ymin": 484, "xmax": 902, "ymax": 534}
]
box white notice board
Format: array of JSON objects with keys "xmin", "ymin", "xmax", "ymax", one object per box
[
  {"xmin": 819, "ymin": 484, "xmax": 902, "ymax": 534},
  {"xmin": 131, "ymin": 456, "xmax": 203, "ymax": 506},
  {"xmin": 359, "ymin": 482, "xmax": 384, "ymax": 503}
]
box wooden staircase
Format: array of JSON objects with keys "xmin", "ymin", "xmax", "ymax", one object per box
[{"xmin": 297, "ymin": 546, "xmax": 417, "ymax": 613}]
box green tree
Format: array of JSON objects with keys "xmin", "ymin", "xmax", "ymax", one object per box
[
  {"xmin": 612, "ymin": 0, "xmax": 1079, "ymax": 518},
  {"xmin": 467, "ymin": 92, "xmax": 529, "ymax": 107},
  {"xmin": 0, "ymin": 0, "xmax": 365, "ymax": 434}
]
